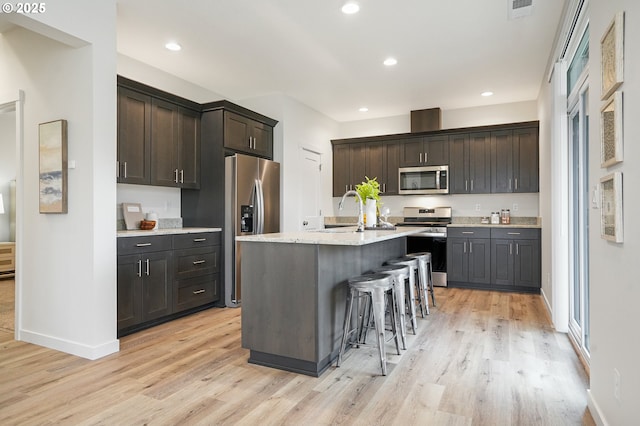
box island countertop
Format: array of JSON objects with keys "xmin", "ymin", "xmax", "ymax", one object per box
[{"xmin": 235, "ymin": 226, "xmax": 428, "ymax": 246}]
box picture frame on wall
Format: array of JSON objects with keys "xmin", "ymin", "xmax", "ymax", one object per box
[
  {"xmin": 600, "ymin": 172, "xmax": 623, "ymax": 243},
  {"xmin": 600, "ymin": 11, "xmax": 624, "ymax": 100},
  {"xmin": 600, "ymin": 91, "xmax": 623, "ymax": 167},
  {"xmin": 39, "ymin": 119, "xmax": 68, "ymax": 214}
]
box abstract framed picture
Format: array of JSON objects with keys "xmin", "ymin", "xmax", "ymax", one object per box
[
  {"xmin": 39, "ymin": 119, "xmax": 68, "ymax": 214},
  {"xmin": 600, "ymin": 91, "xmax": 623, "ymax": 167},
  {"xmin": 600, "ymin": 11, "xmax": 624, "ymax": 100},
  {"xmin": 600, "ymin": 172, "xmax": 623, "ymax": 243}
]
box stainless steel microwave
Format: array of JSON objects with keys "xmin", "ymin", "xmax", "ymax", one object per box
[{"xmin": 398, "ymin": 165, "xmax": 449, "ymax": 195}]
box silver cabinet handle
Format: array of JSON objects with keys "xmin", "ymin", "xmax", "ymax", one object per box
[
  {"xmin": 509, "ymin": 178, "xmax": 512, "ymax": 190},
  {"xmin": 515, "ymin": 178, "xmax": 518, "ymax": 190},
  {"xmin": 465, "ymin": 180, "xmax": 468, "ymax": 191},
  {"xmin": 469, "ymin": 242, "xmax": 473, "ymax": 253},
  {"xmin": 471, "ymin": 179, "xmax": 474, "ymax": 191},
  {"xmin": 174, "ymin": 169, "xmax": 179, "ymax": 183},
  {"xmin": 424, "ymin": 152, "xmax": 428, "ymax": 163},
  {"xmin": 382, "ymin": 183, "xmax": 386, "ymax": 193},
  {"xmin": 463, "ymin": 241, "xmax": 467, "ymax": 253},
  {"xmin": 193, "ymin": 289, "xmax": 206, "ymax": 295},
  {"xmin": 462, "ymin": 231, "xmax": 474, "ymax": 234},
  {"xmin": 180, "ymin": 169, "xmax": 184, "ymax": 184},
  {"xmin": 137, "ymin": 259, "xmax": 142, "ymax": 277},
  {"xmin": 192, "ymin": 260, "xmax": 206, "ymax": 265},
  {"xmin": 507, "ymin": 232, "xmax": 521, "ymax": 235},
  {"xmin": 136, "ymin": 243, "xmax": 152, "ymax": 247},
  {"xmin": 419, "ymin": 153, "xmax": 423, "ymax": 163},
  {"xmin": 145, "ymin": 258, "xmax": 150, "ymax": 276},
  {"xmin": 516, "ymin": 243, "xmax": 519, "ymax": 255},
  {"xmin": 345, "ymin": 184, "xmax": 348, "ymax": 192},
  {"xmin": 116, "ymin": 161, "xmax": 120, "ymax": 178},
  {"xmin": 123, "ymin": 162, "xmax": 127, "ymax": 178},
  {"xmin": 193, "ymin": 238, "xmax": 207, "ymax": 242},
  {"xmin": 509, "ymin": 243, "xmax": 513, "ymax": 255}
]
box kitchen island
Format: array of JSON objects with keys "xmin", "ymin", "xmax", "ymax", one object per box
[{"xmin": 236, "ymin": 226, "xmax": 427, "ymax": 376}]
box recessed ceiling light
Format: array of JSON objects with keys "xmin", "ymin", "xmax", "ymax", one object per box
[
  {"xmin": 359, "ymin": 107, "xmax": 369, "ymax": 112},
  {"xmin": 165, "ymin": 42, "xmax": 182, "ymax": 51},
  {"xmin": 481, "ymin": 91, "xmax": 494, "ymax": 97},
  {"xmin": 383, "ymin": 57, "xmax": 398, "ymax": 66},
  {"xmin": 341, "ymin": 1, "xmax": 360, "ymax": 14}
]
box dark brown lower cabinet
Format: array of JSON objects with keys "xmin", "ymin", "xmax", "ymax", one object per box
[
  {"xmin": 117, "ymin": 231, "xmax": 221, "ymax": 336},
  {"xmin": 447, "ymin": 227, "xmax": 540, "ymax": 293}
]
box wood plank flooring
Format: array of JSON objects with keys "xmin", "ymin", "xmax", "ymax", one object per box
[{"xmin": 0, "ymin": 287, "xmax": 595, "ymax": 425}]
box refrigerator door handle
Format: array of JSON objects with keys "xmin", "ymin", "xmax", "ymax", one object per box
[{"xmin": 255, "ymin": 179, "xmax": 265, "ymax": 234}]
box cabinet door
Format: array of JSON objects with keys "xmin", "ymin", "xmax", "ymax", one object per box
[
  {"xmin": 383, "ymin": 141, "xmax": 400, "ymax": 194},
  {"xmin": 424, "ymin": 135, "xmax": 449, "ymax": 165},
  {"xmin": 117, "ymin": 254, "xmax": 143, "ymax": 330},
  {"xmin": 468, "ymin": 238, "xmax": 491, "ymax": 283},
  {"xmin": 224, "ymin": 111, "xmax": 252, "ymax": 153},
  {"xmin": 365, "ymin": 142, "xmax": 384, "ymax": 186},
  {"xmin": 468, "ymin": 132, "xmax": 491, "ymax": 193},
  {"xmin": 151, "ymin": 98, "xmax": 180, "ymax": 187},
  {"xmin": 513, "ymin": 128, "xmax": 539, "ymax": 193},
  {"xmin": 490, "ymin": 130, "xmax": 514, "ymax": 193},
  {"xmin": 333, "ymin": 144, "xmax": 351, "ymax": 196},
  {"xmin": 178, "ymin": 107, "xmax": 201, "ymax": 189},
  {"xmin": 448, "ymin": 134, "xmax": 468, "ymax": 194},
  {"xmin": 514, "ymin": 239, "xmax": 540, "ymax": 288},
  {"xmin": 349, "ymin": 144, "xmax": 367, "ymax": 187},
  {"xmin": 491, "ymin": 238, "xmax": 514, "ymax": 285},
  {"xmin": 142, "ymin": 251, "xmax": 172, "ymax": 321},
  {"xmin": 399, "ymin": 137, "xmax": 424, "ymax": 166},
  {"xmin": 117, "ymin": 87, "xmax": 151, "ymax": 184},
  {"xmin": 250, "ymin": 121, "xmax": 273, "ymax": 159},
  {"xmin": 447, "ymin": 238, "xmax": 468, "ymax": 282}
]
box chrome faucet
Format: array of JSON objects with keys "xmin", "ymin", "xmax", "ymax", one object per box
[{"xmin": 338, "ymin": 190, "xmax": 365, "ymax": 232}]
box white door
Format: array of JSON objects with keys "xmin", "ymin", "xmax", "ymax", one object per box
[{"xmin": 299, "ymin": 148, "xmax": 323, "ymax": 230}]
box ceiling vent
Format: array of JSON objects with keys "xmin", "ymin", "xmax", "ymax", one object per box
[{"xmin": 508, "ymin": 0, "xmax": 533, "ymax": 19}]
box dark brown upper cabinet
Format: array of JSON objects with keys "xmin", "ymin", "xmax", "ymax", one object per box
[
  {"xmin": 117, "ymin": 87, "xmax": 152, "ymax": 185},
  {"xmin": 399, "ymin": 135, "xmax": 449, "ymax": 167},
  {"xmin": 491, "ymin": 127, "xmax": 539, "ymax": 193},
  {"xmin": 449, "ymin": 132, "xmax": 491, "ymax": 194},
  {"xmin": 224, "ymin": 111, "xmax": 273, "ymax": 159}
]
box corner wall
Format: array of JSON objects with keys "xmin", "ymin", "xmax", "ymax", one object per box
[{"xmin": 0, "ymin": 0, "xmax": 118, "ymax": 359}]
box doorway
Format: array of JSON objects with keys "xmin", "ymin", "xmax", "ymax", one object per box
[{"xmin": 299, "ymin": 148, "xmax": 323, "ymax": 231}]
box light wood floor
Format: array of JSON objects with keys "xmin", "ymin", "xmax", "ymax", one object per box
[{"xmin": 0, "ymin": 287, "xmax": 594, "ymax": 425}]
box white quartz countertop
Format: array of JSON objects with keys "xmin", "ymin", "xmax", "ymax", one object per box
[
  {"xmin": 117, "ymin": 227, "xmax": 221, "ymax": 238},
  {"xmin": 235, "ymin": 226, "xmax": 429, "ymax": 246}
]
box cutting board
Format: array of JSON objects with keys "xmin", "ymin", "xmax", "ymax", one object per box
[{"xmin": 122, "ymin": 202, "xmax": 144, "ymax": 230}]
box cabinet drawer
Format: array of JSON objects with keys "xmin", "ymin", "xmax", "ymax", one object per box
[
  {"xmin": 447, "ymin": 227, "xmax": 490, "ymax": 238},
  {"xmin": 174, "ymin": 246, "xmax": 220, "ymax": 280},
  {"xmin": 174, "ymin": 274, "xmax": 218, "ymax": 313},
  {"xmin": 172, "ymin": 232, "xmax": 220, "ymax": 249},
  {"xmin": 117, "ymin": 235, "xmax": 172, "ymax": 255},
  {"xmin": 490, "ymin": 228, "xmax": 540, "ymax": 240}
]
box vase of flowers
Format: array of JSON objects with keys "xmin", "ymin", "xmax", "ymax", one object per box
[{"xmin": 355, "ymin": 176, "xmax": 381, "ymax": 227}]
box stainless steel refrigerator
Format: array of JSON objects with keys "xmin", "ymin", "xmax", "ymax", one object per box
[{"xmin": 224, "ymin": 154, "xmax": 280, "ymax": 307}]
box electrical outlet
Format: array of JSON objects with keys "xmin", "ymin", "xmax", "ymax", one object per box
[
  {"xmin": 614, "ymin": 368, "xmax": 621, "ymax": 401},
  {"xmin": 512, "ymin": 203, "xmax": 519, "ymax": 212},
  {"xmin": 475, "ymin": 204, "xmax": 481, "ymax": 211}
]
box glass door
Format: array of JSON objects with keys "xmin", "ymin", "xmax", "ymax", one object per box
[{"xmin": 567, "ymin": 26, "xmax": 590, "ymax": 359}]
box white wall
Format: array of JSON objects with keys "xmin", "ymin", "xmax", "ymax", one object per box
[
  {"xmin": 587, "ymin": 1, "xmax": 640, "ymax": 424},
  {"xmin": 0, "ymin": 0, "xmax": 118, "ymax": 359},
  {"xmin": 0, "ymin": 110, "xmax": 16, "ymax": 241},
  {"xmin": 331, "ymin": 101, "xmax": 540, "ymax": 218}
]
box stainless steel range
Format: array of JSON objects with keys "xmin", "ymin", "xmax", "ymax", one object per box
[{"xmin": 396, "ymin": 207, "xmax": 452, "ymax": 287}]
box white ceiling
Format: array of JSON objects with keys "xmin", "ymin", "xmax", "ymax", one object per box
[{"xmin": 117, "ymin": 1, "xmax": 566, "ymax": 123}]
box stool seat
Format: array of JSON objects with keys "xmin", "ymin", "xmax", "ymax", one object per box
[
  {"xmin": 386, "ymin": 256, "xmax": 423, "ymax": 327},
  {"xmin": 338, "ymin": 273, "xmax": 400, "ymax": 375}
]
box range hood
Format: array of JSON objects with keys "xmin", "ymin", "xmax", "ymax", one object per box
[{"xmin": 410, "ymin": 107, "xmax": 442, "ymax": 132}]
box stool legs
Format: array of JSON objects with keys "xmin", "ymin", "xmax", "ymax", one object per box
[
  {"xmin": 404, "ymin": 275, "xmax": 418, "ymax": 334},
  {"xmin": 415, "ymin": 260, "xmax": 430, "ymax": 315},
  {"xmin": 393, "ymin": 276, "xmax": 407, "ymax": 349},
  {"xmin": 427, "ymin": 258, "xmax": 436, "ymax": 307}
]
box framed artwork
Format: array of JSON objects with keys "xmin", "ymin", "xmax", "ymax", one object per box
[
  {"xmin": 600, "ymin": 91, "xmax": 623, "ymax": 167},
  {"xmin": 600, "ymin": 11, "xmax": 624, "ymax": 100},
  {"xmin": 600, "ymin": 172, "xmax": 623, "ymax": 243},
  {"xmin": 39, "ymin": 120, "xmax": 68, "ymax": 214}
]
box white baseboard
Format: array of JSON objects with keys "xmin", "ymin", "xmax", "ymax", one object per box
[
  {"xmin": 587, "ymin": 389, "xmax": 608, "ymax": 426},
  {"xmin": 19, "ymin": 329, "xmax": 119, "ymax": 360},
  {"xmin": 540, "ymin": 287, "xmax": 554, "ymax": 325}
]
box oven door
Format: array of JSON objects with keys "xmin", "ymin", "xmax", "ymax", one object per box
[{"xmin": 407, "ymin": 234, "xmax": 448, "ymax": 286}]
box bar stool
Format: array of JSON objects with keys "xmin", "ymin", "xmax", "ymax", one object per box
[
  {"xmin": 337, "ymin": 273, "xmax": 400, "ymax": 376},
  {"xmin": 370, "ymin": 264, "xmax": 410, "ymax": 349},
  {"xmin": 385, "ymin": 256, "xmax": 422, "ymax": 328},
  {"xmin": 407, "ymin": 252, "xmax": 436, "ymax": 310}
]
